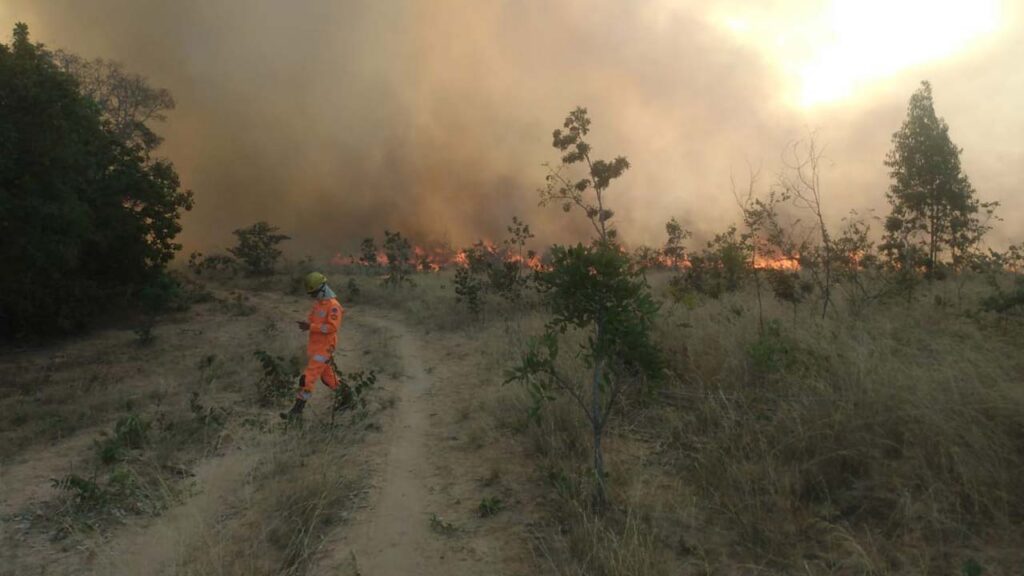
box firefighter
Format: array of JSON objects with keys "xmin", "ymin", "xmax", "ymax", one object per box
[{"xmin": 281, "ymin": 271, "xmax": 350, "ymax": 419}]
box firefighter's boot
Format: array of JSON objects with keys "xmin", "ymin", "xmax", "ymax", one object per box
[{"xmin": 280, "ymin": 397, "xmax": 307, "ymax": 420}]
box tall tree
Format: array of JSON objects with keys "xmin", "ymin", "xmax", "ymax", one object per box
[
  {"xmin": 883, "ymin": 81, "xmax": 994, "ymax": 275},
  {"xmin": 0, "ymin": 24, "xmax": 192, "ymax": 337}
]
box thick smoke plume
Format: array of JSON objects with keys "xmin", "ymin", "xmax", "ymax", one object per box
[{"xmin": 4, "ymin": 0, "xmax": 1022, "ymax": 255}]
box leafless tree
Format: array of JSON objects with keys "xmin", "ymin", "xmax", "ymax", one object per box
[
  {"xmin": 52, "ymin": 50, "xmax": 175, "ymax": 151},
  {"xmin": 780, "ymin": 135, "xmax": 833, "ymax": 319}
]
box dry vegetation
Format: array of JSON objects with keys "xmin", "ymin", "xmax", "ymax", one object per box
[
  {"xmin": 2, "ymin": 257, "xmax": 1020, "ymax": 575},
  {"xmin": 341, "ymin": 267, "xmax": 1024, "ymax": 575},
  {"xmin": 0, "ymin": 273, "xmax": 399, "ymax": 576}
]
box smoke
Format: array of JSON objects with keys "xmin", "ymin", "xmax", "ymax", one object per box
[{"xmin": 5, "ymin": 0, "xmax": 1022, "ymax": 255}]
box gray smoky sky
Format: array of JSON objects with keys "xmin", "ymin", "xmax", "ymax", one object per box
[{"xmin": 4, "ymin": 0, "xmax": 1022, "ymax": 256}]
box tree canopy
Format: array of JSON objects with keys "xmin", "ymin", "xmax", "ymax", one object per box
[
  {"xmin": 0, "ymin": 23, "xmax": 193, "ymax": 337},
  {"xmin": 883, "ymin": 81, "xmax": 994, "ymax": 274}
]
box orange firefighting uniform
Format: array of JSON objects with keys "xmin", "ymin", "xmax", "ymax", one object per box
[{"xmin": 298, "ymin": 285, "xmax": 344, "ymax": 400}]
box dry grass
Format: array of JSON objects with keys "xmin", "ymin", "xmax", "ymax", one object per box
[
  {"xmin": 0, "ymin": 274, "xmax": 376, "ymax": 572},
  {"xmin": 641, "ymin": 280, "xmax": 1024, "ymax": 573},
  {"xmin": 10, "ymin": 262, "xmax": 1018, "ymax": 575},
  {"xmin": 173, "ymin": 426, "xmax": 365, "ymax": 576},
  {"xmin": 342, "ymin": 267, "xmax": 1024, "ymax": 575}
]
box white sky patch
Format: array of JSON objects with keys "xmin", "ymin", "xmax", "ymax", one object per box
[{"xmin": 709, "ymin": 0, "xmax": 1005, "ymax": 107}]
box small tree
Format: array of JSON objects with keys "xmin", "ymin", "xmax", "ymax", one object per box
[
  {"xmin": 663, "ymin": 217, "xmax": 691, "ymax": 266},
  {"xmin": 733, "ymin": 172, "xmax": 790, "ymax": 333},
  {"xmin": 359, "ymin": 237, "xmax": 379, "ymax": 270},
  {"xmin": 382, "ymin": 230, "xmax": 413, "ymax": 288},
  {"xmin": 453, "ymin": 265, "xmax": 484, "ymax": 315},
  {"xmin": 632, "ymin": 245, "xmax": 662, "ymax": 271},
  {"xmin": 883, "ymin": 81, "xmax": 996, "ymax": 276},
  {"xmin": 489, "ymin": 217, "xmax": 536, "ymax": 303},
  {"xmin": 228, "ymin": 221, "xmax": 289, "ymax": 275},
  {"xmin": 780, "ymin": 136, "xmax": 835, "ymax": 318},
  {"xmin": 670, "ymin": 225, "xmax": 750, "ymax": 301},
  {"xmin": 509, "ymin": 107, "xmax": 661, "ymax": 507},
  {"xmin": 766, "ymin": 269, "xmax": 813, "ymax": 325}
]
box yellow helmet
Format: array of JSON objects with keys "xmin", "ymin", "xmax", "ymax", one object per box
[{"xmin": 303, "ymin": 271, "xmax": 327, "ymax": 294}]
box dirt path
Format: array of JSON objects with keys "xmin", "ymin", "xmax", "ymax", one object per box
[
  {"xmin": 317, "ymin": 313, "xmax": 442, "ymax": 574},
  {"xmin": 1, "ymin": 290, "xmax": 538, "ymax": 576},
  {"xmin": 314, "ymin": 309, "xmax": 539, "ymax": 576}
]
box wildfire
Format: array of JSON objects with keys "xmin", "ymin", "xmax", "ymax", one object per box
[
  {"xmin": 753, "ymin": 254, "xmax": 801, "ymax": 271},
  {"xmin": 330, "ymin": 240, "xmax": 547, "ymax": 272},
  {"xmin": 330, "ymin": 240, "xmax": 804, "ymax": 273}
]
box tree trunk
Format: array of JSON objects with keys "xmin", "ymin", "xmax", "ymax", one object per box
[
  {"xmin": 591, "ymin": 320, "xmax": 607, "ymax": 509},
  {"xmin": 751, "ymin": 247, "xmax": 764, "ymax": 335},
  {"xmin": 820, "ymin": 224, "xmax": 832, "ymax": 319},
  {"xmin": 929, "ymin": 203, "xmax": 939, "ymax": 276}
]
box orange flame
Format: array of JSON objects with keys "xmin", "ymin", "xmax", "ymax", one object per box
[
  {"xmin": 332, "ymin": 240, "xmax": 806, "ymax": 273},
  {"xmin": 331, "ymin": 240, "xmax": 547, "ymax": 272}
]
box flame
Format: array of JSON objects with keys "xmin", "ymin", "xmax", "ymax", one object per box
[
  {"xmin": 753, "ymin": 254, "xmax": 801, "ymax": 271},
  {"xmin": 331, "ymin": 240, "xmax": 809, "ymax": 273},
  {"xmin": 330, "ymin": 240, "xmax": 547, "ymax": 272}
]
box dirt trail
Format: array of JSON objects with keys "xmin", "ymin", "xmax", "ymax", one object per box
[
  {"xmin": 1, "ymin": 290, "xmax": 537, "ymax": 576},
  {"xmin": 318, "ymin": 313, "xmax": 442, "ymax": 574}
]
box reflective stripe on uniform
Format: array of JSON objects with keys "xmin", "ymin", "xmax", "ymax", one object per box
[
  {"xmin": 298, "ymin": 390, "xmax": 312, "ymax": 401},
  {"xmin": 313, "ymin": 354, "xmax": 328, "ymax": 363},
  {"xmin": 316, "ymin": 310, "xmax": 327, "ymax": 317},
  {"xmin": 320, "ymin": 324, "xmax": 330, "ymax": 333}
]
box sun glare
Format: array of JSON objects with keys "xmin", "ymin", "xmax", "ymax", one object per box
[{"xmin": 713, "ymin": 0, "xmax": 1004, "ymax": 107}]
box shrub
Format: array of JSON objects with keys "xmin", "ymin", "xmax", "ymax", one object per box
[
  {"xmin": 253, "ymin": 350, "xmax": 299, "ymax": 406},
  {"xmin": 187, "ymin": 251, "xmax": 238, "ymax": 276},
  {"xmin": 382, "ymin": 230, "xmax": 414, "ymax": 287},
  {"xmin": 478, "ymin": 496, "xmax": 504, "ymax": 518},
  {"xmin": 344, "ymin": 277, "xmax": 361, "ymax": 302},
  {"xmin": 454, "ymin": 266, "xmax": 485, "ymax": 315},
  {"xmin": 95, "ymin": 414, "xmax": 150, "ymax": 464},
  {"xmin": 228, "ymin": 222, "xmax": 290, "ymax": 276}
]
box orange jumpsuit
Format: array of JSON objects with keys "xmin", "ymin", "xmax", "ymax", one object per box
[{"xmin": 298, "ymin": 285, "xmax": 344, "ymax": 400}]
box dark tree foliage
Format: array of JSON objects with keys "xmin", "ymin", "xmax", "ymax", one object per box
[
  {"xmin": 453, "ymin": 217, "xmax": 537, "ymax": 316},
  {"xmin": 382, "ymin": 230, "xmax": 413, "ymax": 288},
  {"xmin": 670, "ymin": 225, "xmax": 750, "ymax": 300},
  {"xmin": 359, "ymin": 237, "xmax": 379, "ymax": 268},
  {"xmin": 0, "ymin": 24, "xmax": 193, "ymax": 337},
  {"xmin": 453, "ymin": 266, "xmax": 484, "ymax": 315},
  {"xmin": 228, "ymin": 221, "xmax": 290, "ymax": 276},
  {"xmin": 492, "ymin": 216, "xmax": 535, "ymax": 302},
  {"xmin": 663, "ymin": 217, "xmax": 690, "ymax": 265},
  {"xmin": 509, "ymin": 242, "xmax": 663, "ymax": 507},
  {"xmin": 883, "ymin": 81, "xmax": 997, "ymax": 276}
]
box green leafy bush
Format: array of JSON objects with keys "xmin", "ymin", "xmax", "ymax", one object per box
[
  {"xmin": 228, "ymin": 222, "xmax": 290, "ymax": 275},
  {"xmin": 95, "ymin": 414, "xmax": 150, "ymax": 464},
  {"xmin": 382, "ymin": 230, "xmax": 414, "ymax": 288},
  {"xmin": 478, "ymin": 496, "xmax": 504, "ymax": 518},
  {"xmin": 253, "ymin": 350, "xmax": 299, "ymax": 406}
]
